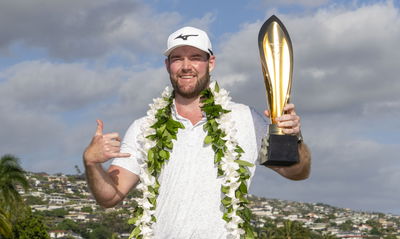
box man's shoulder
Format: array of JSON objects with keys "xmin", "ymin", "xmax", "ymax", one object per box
[
  {"xmin": 123, "ymin": 115, "xmax": 150, "ymax": 133},
  {"xmin": 228, "ymin": 102, "xmax": 262, "ymax": 118},
  {"xmin": 229, "ymin": 101, "xmax": 267, "ymax": 126},
  {"xmin": 228, "ymin": 101, "xmax": 251, "ymax": 112}
]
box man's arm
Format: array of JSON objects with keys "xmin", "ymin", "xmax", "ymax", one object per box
[
  {"xmin": 83, "ymin": 120, "xmax": 139, "ymax": 208},
  {"xmin": 264, "ymin": 104, "xmax": 311, "ymax": 180},
  {"xmin": 268, "ymin": 142, "xmax": 311, "ymax": 180}
]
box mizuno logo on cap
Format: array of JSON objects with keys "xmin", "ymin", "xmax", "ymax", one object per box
[{"xmin": 174, "ymin": 34, "xmax": 198, "ymax": 40}]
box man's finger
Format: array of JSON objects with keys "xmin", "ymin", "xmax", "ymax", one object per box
[
  {"xmin": 103, "ymin": 132, "xmax": 120, "ymax": 141},
  {"xmin": 276, "ymin": 114, "xmax": 299, "ymax": 122},
  {"xmin": 95, "ymin": 119, "xmax": 104, "ymax": 136},
  {"xmin": 264, "ymin": 110, "xmax": 270, "ymax": 118},
  {"xmin": 283, "ymin": 103, "xmax": 295, "ymax": 110},
  {"xmin": 283, "ymin": 103, "xmax": 296, "ymax": 114},
  {"xmin": 111, "ymin": 152, "xmax": 131, "ymax": 158}
]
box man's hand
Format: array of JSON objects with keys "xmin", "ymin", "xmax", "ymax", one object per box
[
  {"xmin": 264, "ymin": 103, "xmax": 310, "ymax": 180},
  {"xmin": 264, "ymin": 103, "xmax": 300, "ymax": 135},
  {"xmin": 83, "ymin": 120, "xmax": 131, "ymax": 166}
]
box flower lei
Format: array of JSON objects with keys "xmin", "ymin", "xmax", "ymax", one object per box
[{"xmin": 128, "ymin": 82, "xmax": 255, "ymax": 239}]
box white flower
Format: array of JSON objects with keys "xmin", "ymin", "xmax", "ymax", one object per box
[
  {"xmin": 214, "ymin": 88, "xmax": 231, "ymax": 108},
  {"xmin": 161, "ymin": 86, "xmax": 172, "ymax": 98},
  {"xmin": 140, "ymin": 224, "xmax": 154, "ymax": 238},
  {"xmin": 136, "ymin": 182, "xmax": 145, "ymax": 191},
  {"xmin": 221, "ymin": 160, "xmax": 240, "ymax": 175},
  {"xmin": 141, "ymin": 171, "xmax": 156, "ymax": 186},
  {"xmin": 152, "ymin": 97, "xmax": 169, "ymax": 109},
  {"xmin": 140, "ymin": 210, "xmax": 153, "ymax": 223}
]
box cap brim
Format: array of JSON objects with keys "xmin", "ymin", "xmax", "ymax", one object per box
[{"xmin": 163, "ymin": 44, "xmax": 212, "ymax": 56}]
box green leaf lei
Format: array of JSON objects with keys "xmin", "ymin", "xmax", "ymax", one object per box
[{"xmin": 129, "ymin": 82, "xmax": 255, "ymax": 238}]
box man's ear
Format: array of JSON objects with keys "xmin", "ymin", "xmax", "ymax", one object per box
[
  {"xmin": 165, "ymin": 58, "xmax": 170, "ymax": 74},
  {"xmin": 208, "ymin": 55, "xmax": 216, "ymax": 72}
]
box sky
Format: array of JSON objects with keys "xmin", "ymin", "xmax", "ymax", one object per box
[{"xmin": 0, "ymin": 0, "xmax": 399, "ymax": 215}]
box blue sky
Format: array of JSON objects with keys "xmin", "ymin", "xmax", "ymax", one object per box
[{"xmin": 0, "ymin": 0, "xmax": 399, "ymax": 215}]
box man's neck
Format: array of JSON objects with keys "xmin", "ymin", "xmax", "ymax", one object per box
[{"xmin": 174, "ymin": 94, "xmax": 203, "ymax": 125}]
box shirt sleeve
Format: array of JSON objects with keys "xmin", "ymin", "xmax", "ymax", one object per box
[
  {"xmin": 250, "ymin": 107, "xmax": 269, "ymax": 151},
  {"xmin": 111, "ymin": 119, "xmax": 142, "ymax": 176}
]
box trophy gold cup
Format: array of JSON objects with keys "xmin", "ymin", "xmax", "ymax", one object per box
[{"xmin": 258, "ymin": 15, "xmax": 300, "ymax": 166}]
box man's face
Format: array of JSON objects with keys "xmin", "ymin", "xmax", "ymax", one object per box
[{"xmin": 165, "ymin": 46, "xmax": 215, "ymax": 99}]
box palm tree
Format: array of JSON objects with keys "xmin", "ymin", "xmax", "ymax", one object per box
[
  {"xmin": 0, "ymin": 154, "xmax": 30, "ymax": 208},
  {"xmin": 0, "ymin": 154, "xmax": 30, "ymax": 238},
  {"xmin": 0, "ymin": 208, "xmax": 12, "ymax": 238},
  {"xmin": 276, "ymin": 220, "xmax": 310, "ymax": 239}
]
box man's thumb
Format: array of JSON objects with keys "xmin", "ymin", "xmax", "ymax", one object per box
[{"xmin": 95, "ymin": 119, "xmax": 103, "ymax": 136}]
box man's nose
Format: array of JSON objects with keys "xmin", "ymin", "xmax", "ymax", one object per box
[{"xmin": 182, "ymin": 58, "xmax": 192, "ymax": 70}]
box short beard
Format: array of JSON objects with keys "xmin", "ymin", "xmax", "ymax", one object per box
[{"xmin": 170, "ymin": 70, "xmax": 210, "ymax": 99}]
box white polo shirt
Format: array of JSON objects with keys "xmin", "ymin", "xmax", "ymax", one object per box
[{"xmin": 112, "ymin": 101, "xmax": 267, "ymax": 238}]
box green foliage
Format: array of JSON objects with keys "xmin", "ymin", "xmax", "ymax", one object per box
[
  {"xmin": 254, "ymin": 218, "xmax": 338, "ymax": 239},
  {"xmin": 38, "ymin": 208, "xmax": 69, "ymax": 218},
  {"xmin": 129, "ymin": 92, "xmax": 184, "ymax": 238},
  {"xmin": 55, "ymin": 219, "xmax": 81, "ymax": 232},
  {"xmin": 24, "ymin": 195, "xmax": 47, "ymax": 205},
  {"xmin": 81, "ymin": 206, "xmax": 93, "ymax": 213},
  {"xmin": 370, "ymin": 227, "xmax": 382, "ymax": 235},
  {"xmin": 0, "ymin": 154, "xmax": 30, "ymax": 210},
  {"xmin": 0, "ymin": 208, "xmax": 12, "ymax": 238},
  {"xmin": 383, "ymin": 235, "xmax": 397, "ymax": 239},
  {"xmin": 276, "ymin": 220, "xmax": 311, "ymax": 238},
  {"xmin": 12, "ymin": 208, "xmax": 50, "ymax": 239},
  {"xmin": 53, "ymin": 218, "xmax": 93, "ymax": 238},
  {"xmin": 338, "ymin": 219, "xmax": 354, "ymax": 231},
  {"xmin": 146, "ymin": 95, "xmax": 184, "ymax": 177},
  {"xmin": 98, "ymin": 210, "xmax": 132, "ymax": 234},
  {"xmin": 89, "ymin": 225, "xmax": 112, "ymax": 239},
  {"xmin": 200, "ymin": 83, "xmax": 255, "ymax": 238},
  {"xmin": 0, "ymin": 154, "xmax": 30, "ymax": 238}
]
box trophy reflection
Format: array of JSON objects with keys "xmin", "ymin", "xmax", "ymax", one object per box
[{"xmin": 258, "ymin": 15, "xmax": 299, "ymax": 166}]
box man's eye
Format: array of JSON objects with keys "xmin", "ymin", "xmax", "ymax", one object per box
[{"xmin": 191, "ymin": 56, "xmax": 203, "ymax": 61}]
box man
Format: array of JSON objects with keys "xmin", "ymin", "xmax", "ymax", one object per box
[{"xmin": 83, "ymin": 26, "xmax": 311, "ymax": 238}]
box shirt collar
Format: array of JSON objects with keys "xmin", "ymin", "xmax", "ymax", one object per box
[{"xmin": 171, "ymin": 99, "xmax": 207, "ymax": 125}]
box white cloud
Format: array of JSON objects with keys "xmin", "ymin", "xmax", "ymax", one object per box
[
  {"xmin": 262, "ymin": 0, "xmax": 330, "ymax": 8},
  {"xmin": 0, "ymin": 0, "xmax": 181, "ymax": 60},
  {"xmin": 0, "ymin": 61, "xmax": 125, "ymax": 112},
  {"xmin": 287, "ymin": 1, "xmax": 400, "ymax": 114},
  {"xmin": 214, "ymin": 1, "xmax": 400, "ymax": 116},
  {"xmin": 251, "ymin": 129, "xmax": 400, "ymax": 214}
]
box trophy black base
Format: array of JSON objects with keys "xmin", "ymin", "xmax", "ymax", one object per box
[{"xmin": 262, "ymin": 134, "xmax": 299, "ymax": 167}]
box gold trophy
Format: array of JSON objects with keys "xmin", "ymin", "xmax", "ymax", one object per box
[{"xmin": 258, "ymin": 15, "xmax": 299, "ymax": 166}]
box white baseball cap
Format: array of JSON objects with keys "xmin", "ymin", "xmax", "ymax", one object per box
[{"xmin": 164, "ymin": 26, "xmax": 213, "ymax": 56}]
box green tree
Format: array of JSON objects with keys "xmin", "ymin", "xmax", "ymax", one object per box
[
  {"xmin": 321, "ymin": 233, "xmax": 339, "ymax": 239},
  {"xmin": 338, "ymin": 220, "xmax": 354, "ymax": 231},
  {"xmin": 24, "ymin": 195, "xmax": 47, "ymax": 205},
  {"xmin": 81, "ymin": 206, "xmax": 93, "ymax": 213},
  {"xmin": 256, "ymin": 217, "xmax": 278, "ymax": 239},
  {"xmin": 255, "ymin": 218, "xmax": 317, "ymax": 239},
  {"xmin": 0, "ymin": 154, "xmax": 30, "ymax": 238},
  {"xmin": 0, "ymin": 155, "xmax": 30, "ymax": 209},
  {"xmin": 370, "ymin": 227, "xmax": 382, "ymax": 236},
  {"xmin": 0, "ymin": 208, "xmax": 12, "ymax": 238},
  {"xmin": 97, "ymin": 210, "xmax": 132, "ymax": 234},
  {"xmin": 55, "ymin": 219, "xmax": 81, "ymax": 233},
  {"xmin": 12, "ymin": 207, "xmax": 50, "ymax": 239},
  {"xmin": 276, "ymin": 220, "xmax": 311, "ymax": 239},
  {"xmin": 40, "ymin": 208, "xmax": 69, "ymax": 218},
  {"xmin": 88, "ymin": 224, "xmax": 112, "ymax": 239},
  {"xmin": 384, "ymin": 235, "xmax": 397, "ymax": 239}
]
